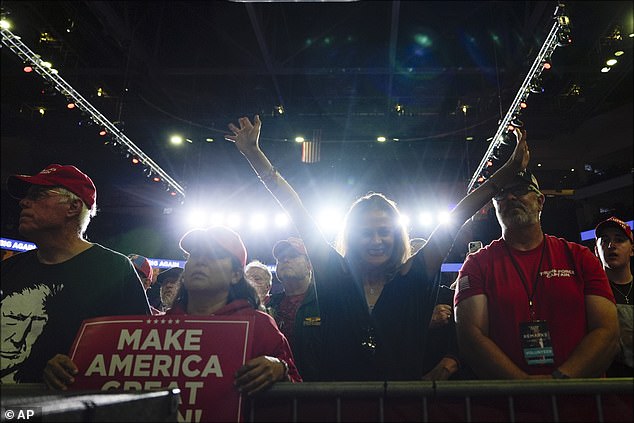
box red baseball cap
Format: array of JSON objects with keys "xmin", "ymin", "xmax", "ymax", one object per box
[
  {"xmin": 595, "ymin": 217, "xmax": 633, "ymax": 243},
  {"xmin": 8, "ymin": 164, "xmax": 97, "ymax": 209},
  {"xmin": 128, "ymin": 254, "xmax": 154, "ymax": 281},
  {"xmin": 179, "ymin": 226, "xmax": 247, "ymax": 267},
  {"xmin": 273, "ymin": 237, "xmax": 308, "ymax": 260}
]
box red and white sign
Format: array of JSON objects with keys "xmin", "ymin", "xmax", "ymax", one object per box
[{"xmin": 69, "ymin": 315, "xmax": 254, "ymax": 422}]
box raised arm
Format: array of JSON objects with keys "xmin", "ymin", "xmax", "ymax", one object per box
[
  {"xmin": 416, "ymin": 127, "xmax": 530, "ymax": 280},
  {"xmin": 225, "ymin": 116, "xmax": 330, "ymax": 265}
]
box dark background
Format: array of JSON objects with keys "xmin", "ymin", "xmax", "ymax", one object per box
[{"xmin": 1, "ymin": 1, "xmax": 632, "ymax": 264}]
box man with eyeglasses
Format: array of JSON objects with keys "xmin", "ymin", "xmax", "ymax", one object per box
[
  {"xmin": 1, "ymin": 164, "xmax": 150, "ymax": 386},
  {"xmin": 454, "ymin": 170, "xmax": 619, "ymax": 380}
]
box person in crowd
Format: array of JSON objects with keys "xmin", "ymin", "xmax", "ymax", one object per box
[
  {"xmin": 171, "ymin": 225, "xmax": 301, "ymax": 395},
  {"xmin": 410, "ymin": 237, "xmax": 463, "ymax": 380},
  {"xmin": 267, "ymin": 237, "xmax": 322, "ymax": 380},
  {"xmin": 0, "ymin": 164, "xmax": 150, "ymax": 386},
  {"xmin": 128, "ymin": 254, "xmax": 154, "ymax": 291},
  {"xmin": 245, "ymin": 260, "xmax": 273, "ymax": 305},
  {"xmin": 594, "ymin": 217, "xmax": 633, "ymax": 377},
  {"xmin": 128, "ymin": 253, "xmax": 162, "ymax": 315},
  {"xmin": 422, "ymin": 283, "xmax": 462, "ymax": 380},
  {"xmin": 454, "ymin": 170, "xmax": 619, "ymax": 379},
  {"xmin": 226, "ymin": 115, "xmax": 529, "ymax": 380},
  {"xmin": 155, "ymin": 266, "xmax": 184, "ymax": 312}
]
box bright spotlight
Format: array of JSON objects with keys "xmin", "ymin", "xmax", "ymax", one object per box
[
  {"xmin": 399, "ymin": 214, "xmax": 410, "ymax": 228},
  {"xmin": 418, "ymin": 212, "xmax": 434, "ymax": 227},
  {"xmin": 295, "ymin": 136, "xmax": 305, "ymax": 143},
  {"xmin": 606, "ymin": 58, "xmax": 617, "ymax": 66},
  {"xmin": 600, "ymin": 66, "xmax": 611, "ymax": 73},
  {"xmin": 170, "ymin": 135, "xmax": 184, "ymax": 145},
  {"xmin": 187, "ymin": 209, "xmax": 207, "ymax": 227},
  {"xmin": 377, "ymin": 136, "xmax": 387, "ymax": 142},
  {"xmin": 0, "ymin": 19, "xmax": 12, "ymax": 30},
  {"xmin": 437, "ymin": 211, "xmax": 451, "ymax": 225},
  {"xmin": 249, "ymin": 213, "xmax": 267, "ymax": 230},
  {"xmin": 318, "ymin": 208, "xmax": 343, "ymax": 234},
  {"xmin": 209, "ymin": 212, "xmax": 225, "ymax": 226},
  {"xmin": 274, "ymin": 213, "xmax": 290, "ymax": 228},
  {"xmin": 226, "ymin": 213, "xmax": 242, "ymax": 229}
]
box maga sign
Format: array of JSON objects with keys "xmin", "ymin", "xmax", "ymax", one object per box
[{"xmin": 69, "ymin": 315, "xmax": 254, "ymax": 422}]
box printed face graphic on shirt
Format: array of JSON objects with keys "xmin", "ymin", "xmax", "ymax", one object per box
[{"xmin": 1, "ymin": 284, "xmax": 57, "ymax": 379}]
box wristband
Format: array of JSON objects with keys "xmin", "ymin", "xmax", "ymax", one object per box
[
  {"xmin": 551, "ymin": 369, "xmax": 570, "ymax": 379},
  {"xmin": 279, "ymin": 359, "xmax": 289, "ymax": 381}
]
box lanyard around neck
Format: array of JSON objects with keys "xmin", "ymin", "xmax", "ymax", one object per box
[{"xmin": 504, "ymin": 236, "xmax": 547, "ymax": 320}]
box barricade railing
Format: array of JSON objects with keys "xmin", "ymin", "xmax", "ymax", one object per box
[{"xmin": 248, "ymin": 378, "xmax": 634, "ymax": 422}]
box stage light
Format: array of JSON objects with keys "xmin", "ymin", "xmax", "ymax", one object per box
[
  {"xmin": 40, "ymin": 61, "xmax": 52, "ymax": 68},
  {"xmin": 395, "ymin": 104, "xmax": 405, "ymax": 115},
  {"xmin": 377, "ymin": 136, "xmax": 386, "ymax": 142},
  {"xmin": 99, "ymin": 128, "xmax": 107, "ymax": 136},
  {"xmin": 209, "ymin": 212, "xmax": 225, "ymax": 226},
  {"xmin": 249, "ymin": 213, "xmax": 267, "ymax": 230},
  {"xmin": 542, "ymin": 56, "xmax": 552, "ymax": 70},
  {"xmin": 0, "ymin": 18, "xmax": 11, "ymax": 30},
  {"xmin": 529, "ymin": 77, "xmax": 544, "ymax": 94},
  {"xmin": 465, "ymin": 136, "xmax": 474, "ymax": 141},
  {"xmin": 520, "ymin": 101, "xmax": 527, "ymax": 109},
  {"xmin": 537, "ymin": 163, "xmax": 542, "ymax": 167},
  {"xmin": 295, "ymin": 136, "xmax": 305, "ymax": 143},
  {"xmin": 274, "ymin": 213, "xmax": 290, "ymax": 228},
  {"xmin": 23, "ymin": 66, "xmax": 33, "ymax": 73},
  {"xmin": 226, "ymin": 213, "xmax": 242, "ymax": 229},
  {"xmin": 418, "ymin": 212, "xmax": 434, "ymax": 227},
  {"xmin": 205, "ymin": 138, "xmax": 214, "ymax": 142},
  {"xmin": 606, "ymin": 58, "xmax": 617, "ymax": 66},
  {"xmin": 399, "ymin": 214, "xmax": 411, "ymax": 229},
  {"xmin": 97, "ymin": 87, "xmax": 104, "ymax": 97},
  {"xmin": 38, "ymin": 107, "xmax": 45, "ymax": 116},
  {"xmin": 50, "ymin": 69, "xmax": 58, "ymax": 74},
  {"xmin": 437, "ymin": 211, "xmax": 451, "ymax": 225},
  {"xmin": 614, "ymin": 50, "xmax": 624, "ymax": 57},
  {"xmin": 187, "ymin": 209, "xmax": 207, "ymax": 227},
  {"xmin": 152, "ymin": 176, "xmax": 161, "ymax": 182},
  {"xmin": 600, "ymin": 67, "xmax": 611, "ymax": 73},
  {"xmin": 170, "ymin": 135, "xmax": 183, "ymax": 145},
  {"xmin": 276, "ymin": 105, "xmax": 284, "ymax": 115},
  {"xmin": 67, "ymin": 102, "xmax": 76, "ymax": 109},
  {"xmin": 132, "ymin": 157, "xmax": 140, "ymax": 164},
  {"xmin": 556, "ymin": 27, "xmax": 572, "ymax": 47}
]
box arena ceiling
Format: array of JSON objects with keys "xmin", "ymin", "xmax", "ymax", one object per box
[{"xmin": 1, "ymin": 0, "xmax": 632, "ymax": 258}]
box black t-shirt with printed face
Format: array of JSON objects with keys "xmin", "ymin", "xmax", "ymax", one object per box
[{"xmin": 1, "ymin": 244, "xmax": 150, "ymax": 383}]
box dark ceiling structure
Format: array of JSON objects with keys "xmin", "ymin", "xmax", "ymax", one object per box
[{"xmin": 1, "ymin": 1, "xmax": 632, "ymax": 260}]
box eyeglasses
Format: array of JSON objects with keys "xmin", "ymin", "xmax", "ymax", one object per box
[
  {"xmin": 22, "ymin": 187, "xmax": 66, "ymax": 202},
  {"xmin": 493, "ymin": 184, "xmax": 541, "ymax": 201}
]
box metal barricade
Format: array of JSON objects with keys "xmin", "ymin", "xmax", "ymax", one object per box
[{"xmin": 249, "ymin": 378, "xmax": 634, "ymax": 422}]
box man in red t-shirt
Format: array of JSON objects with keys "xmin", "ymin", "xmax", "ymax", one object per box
[{"xmin": 454, "ymin": 170, "xmax": 619, "ymax": 379}]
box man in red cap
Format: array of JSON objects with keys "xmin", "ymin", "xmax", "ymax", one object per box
[
  {"xmin": 1, "ymin": 164, "xmax": 150, "ymax": 386},
  {"xmin": 267, "ymin": 237, "xmax": 322, "ymax": 380},
  {"xmin": 595, "ymin": 217, "xmax": 634, "ymax": 377}
]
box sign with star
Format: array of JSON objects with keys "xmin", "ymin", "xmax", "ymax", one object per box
[{"xmin": 68, "ymin": 315, "xmax": 254, "ymax": 422}]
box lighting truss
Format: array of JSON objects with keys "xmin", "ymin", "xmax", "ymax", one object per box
[
  {"xmin": 1, "ymin": 27, "xmax": 186, "ymax": 201},
  {"xmin": 467, "ymin": 4, "xmax": 571, "ymax": 193}
]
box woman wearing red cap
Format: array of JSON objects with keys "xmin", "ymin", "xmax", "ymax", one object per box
[
  {"xmin": 226, "ymin": 115, "xmax": 529, "ymax": 381},
  {"xmin": 171, "ymin": 226, "xmax": 301, "ymax": 394}
]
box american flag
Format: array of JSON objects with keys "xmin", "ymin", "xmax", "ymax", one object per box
[{"xmin": 302, "ymin": 129, "xmax": 322, "ymax": 163}]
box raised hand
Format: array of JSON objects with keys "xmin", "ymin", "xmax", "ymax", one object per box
[{"xmin": 225, "ymin": 115, "xmax": 262, "ymax": 155}]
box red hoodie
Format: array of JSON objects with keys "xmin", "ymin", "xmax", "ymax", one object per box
[{"xmin": 168, "ymin": 299, "xmax": 301, "ymax": 382}]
